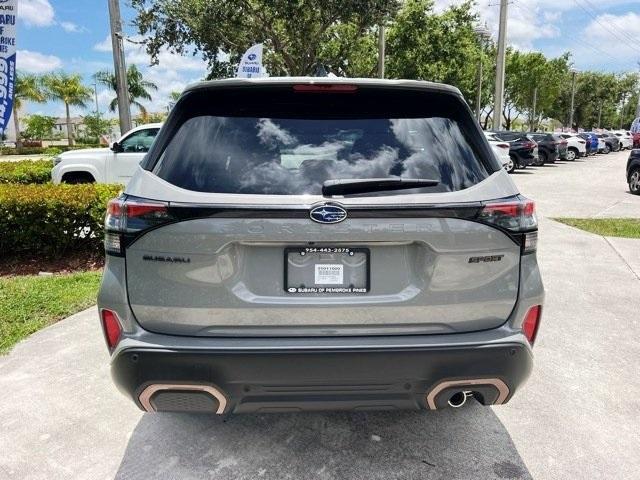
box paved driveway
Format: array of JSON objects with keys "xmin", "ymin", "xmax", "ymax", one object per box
[{"xmin": 1, "ymin": 151, "xmax": 639, "ymax": 479}]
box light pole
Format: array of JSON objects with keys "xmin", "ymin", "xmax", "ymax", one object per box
[
  {"xmin": 108, "ymin": 0, "xmax": 132, "ymax": 135},
  {"xmin": 473, "ymin": 24, "xmax": 491, "ymax": 124},
  {"xmin": 531, "ymin": 87, "xmax": 538, "ymax": 131},
  {"xmin": 620, "ymin": 92, "xmax": 627, "ymax": 129},
  {"xmin": 377, "ymin": 24, "xmax": 385, "ymax": 79},
  {"xmin": 492, "ymin": 0, "xmax": 508, "ymax": 131},
  {"xmin": 636, "ymin": 61, "xmax": 640, "ymax": 118},
  {"xmin": 568, "ymin": 68, "xmax": 578, "ymax": 132},
  {"xmin": 598, "ymin": 102, "xmax": 603, "ymax": 129},
  {"xmin": 93, "ymin": 82, "xmax": 100, "ymax": 118}
]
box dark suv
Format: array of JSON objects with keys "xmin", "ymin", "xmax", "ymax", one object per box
[
  {"xmin": 527, "ymin": 132, "xmax": 561, "ymax": 164},
  {"xmin": 491, "ymin": 131, "xmax": 538, "ymax": 169},
  {"xmin": 98, "ymin": 78, "xmax": 543, "ymax": 414},
  {"xmin": 592, "ymin": 132, "xmax": 620, "ymax": 154}
]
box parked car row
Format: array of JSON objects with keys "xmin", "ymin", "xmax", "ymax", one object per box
[{"xmin": 486, "ymin": 129, "xmax": 631, "ymax": 174}]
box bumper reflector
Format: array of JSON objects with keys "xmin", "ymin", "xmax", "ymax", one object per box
[
  {"xmin": 522, "ymin": 305, "xmax": 542, "ymax": 345},
  {"xmin": 101, "ymin": 309, "xmax": 122, "ymax": 350}
]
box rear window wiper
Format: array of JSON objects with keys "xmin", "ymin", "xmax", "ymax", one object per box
[{"xmin": 322, "ymin": 178, "xmax": 440, "ymax": 196}]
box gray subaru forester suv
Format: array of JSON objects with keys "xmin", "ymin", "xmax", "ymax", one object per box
[{"xmin": 98, "ymin": 78, "xmax": 544, "ymax": 414}]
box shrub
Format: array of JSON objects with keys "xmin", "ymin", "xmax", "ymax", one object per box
[
  {"xmin": 1, "ymin": 147, "xmax": 46, "ymax": 156},
  {"xmin": 43, "ymin": 147, "xmax": 63, "ymax": 156},
  {"xmin": 0, "ymin": 183, "xmax": 122, "ymax": 257},
  {"xmin": 0, "ymin": 145, "xmax": 102, "ymax": 156},
  {"xmin": 0, "ymin": 160, "xmax": 52, "ymax": 184}
]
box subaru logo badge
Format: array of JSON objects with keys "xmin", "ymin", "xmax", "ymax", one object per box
[
  {"xmin": 310, "ymin": 205, "xmax": 347, "ymax": 224},
  {"xmin": 247, "ymin": 53, "xmax": 257, "ymax": 61}
]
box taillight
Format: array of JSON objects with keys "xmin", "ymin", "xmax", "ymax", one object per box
[
  {"xmin": 477, "ymin": 198, "xmax": 538, "ymax": 253},
  {"xmin": 104, "ymin": 197, "xmax": 172, "ymax": 255},
  {"xmin": 101, "ymin": 309, "xmax": 122, "ymax": 350},
  {"xmin": 497, "ymin": 143, "xmax": 510, "ymax": 150},
  {"xmin": 523, "ymin": 141, "xmax": 536, "ymax": 149},
  {"xmin": 522, "ymin": 305, "xmax": 542, "ymax": 345}
]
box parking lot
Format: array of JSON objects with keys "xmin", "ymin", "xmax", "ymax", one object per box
[{"xmin": 0, "ymin": 150, "xmax": 638, "ymax": 480}]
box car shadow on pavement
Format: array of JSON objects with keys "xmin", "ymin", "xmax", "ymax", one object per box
[{"xmin": 114, "ymin": 402, "xmax": 531, "ymax": 480}]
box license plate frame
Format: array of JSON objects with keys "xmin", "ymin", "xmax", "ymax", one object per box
[{"xmin": 284, "ymin": 247, "xmax": 370, "ymax": 294}]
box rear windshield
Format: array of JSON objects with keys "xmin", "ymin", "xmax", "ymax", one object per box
[{"xmin": 151, "ymin": 87, "xmax": 493, "ymax": 196}]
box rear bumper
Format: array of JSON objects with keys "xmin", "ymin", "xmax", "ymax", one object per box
[{"xmin": 111, "ymin": 331, "xmax": 533, "ymax": 413}]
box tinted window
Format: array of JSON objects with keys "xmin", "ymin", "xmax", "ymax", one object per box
[
  {"xmin": 493, "ymin": 132, "xmax": 526, "ymax": 142},
  {"xmin": 120, "ymin": 128, "xmax": 160, "ymax": 153},
  {"xmin": 154, "ymin": 116, "xmax": 489, "ymax": 196}
]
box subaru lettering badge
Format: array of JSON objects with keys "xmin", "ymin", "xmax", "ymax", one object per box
[{"xmin": 310, "ymin": 205, "xmax": 347, "ymax": 224}]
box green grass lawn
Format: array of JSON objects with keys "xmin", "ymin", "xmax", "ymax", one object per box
[
  {"xmin": 554, "ymin": 218, "xmax": 640, "ymax": 239},
  {"xmin": 0, "ymin": 271, "xmax": 102, "ymax": 353}
]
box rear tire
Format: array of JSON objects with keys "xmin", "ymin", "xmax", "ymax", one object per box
[
  {"xmin": 629, "ymin": 168, "xmax": 640, "ymax": 195},
  {"xmin": 604, "ymin": 144, "xmax": 611, "ymax": 154},
  {"xmin": 566, "ymin": 148, "xmax": 577, "ymax": 161},
  {"xmin": 506, "ymin": 156, "xmax": 516, "ymax": 174}
]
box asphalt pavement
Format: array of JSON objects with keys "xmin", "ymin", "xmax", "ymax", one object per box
[{"xmin": 0, "ymin": 149, "xmax": 639, "ymax": 480}]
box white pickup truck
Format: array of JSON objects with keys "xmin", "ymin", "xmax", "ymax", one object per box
[{"xmin": 51, "ymin": 123, "xmax": 162, "ymax": 185}]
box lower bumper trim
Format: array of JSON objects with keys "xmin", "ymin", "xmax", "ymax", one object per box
[{"xmin": 112, "ymin": 339, "xmax": 533, "ymax": 413}]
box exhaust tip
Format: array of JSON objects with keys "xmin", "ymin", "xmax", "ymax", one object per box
[
  {"xmin": 425, "ymin": 378, "xmax": 510, "ymax": 410},
  {"xmin": 447, "ymin": 391, "xmax": 471, "ymax": 408},
  {"xmin": 139, "ymin": 383, "xmax": 228, "ymax": 414}
]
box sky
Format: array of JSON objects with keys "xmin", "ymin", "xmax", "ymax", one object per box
[{"xmin": 17, "ymin": 0, "xmax": 640, "ymax": 119}]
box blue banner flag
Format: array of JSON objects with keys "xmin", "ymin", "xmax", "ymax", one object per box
[{"xmin": 0, "ymin": 0, "xmax": 17, "ymax": 137}]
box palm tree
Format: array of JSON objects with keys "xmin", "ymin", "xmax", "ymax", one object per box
[
  {"xmin": 167, "ymin": 90, "xmax": 182, "ymax": 112},
  {"xmin": 94, "ymin": 64, "xmax": 158, "ymax": 119},
  {"xmin": 42, "ymin": 73, "xmax": 92, "ymax": 146},
  {"xmin": 14, "ymin": 73, "xmax": 47, "ymax": 147}
]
